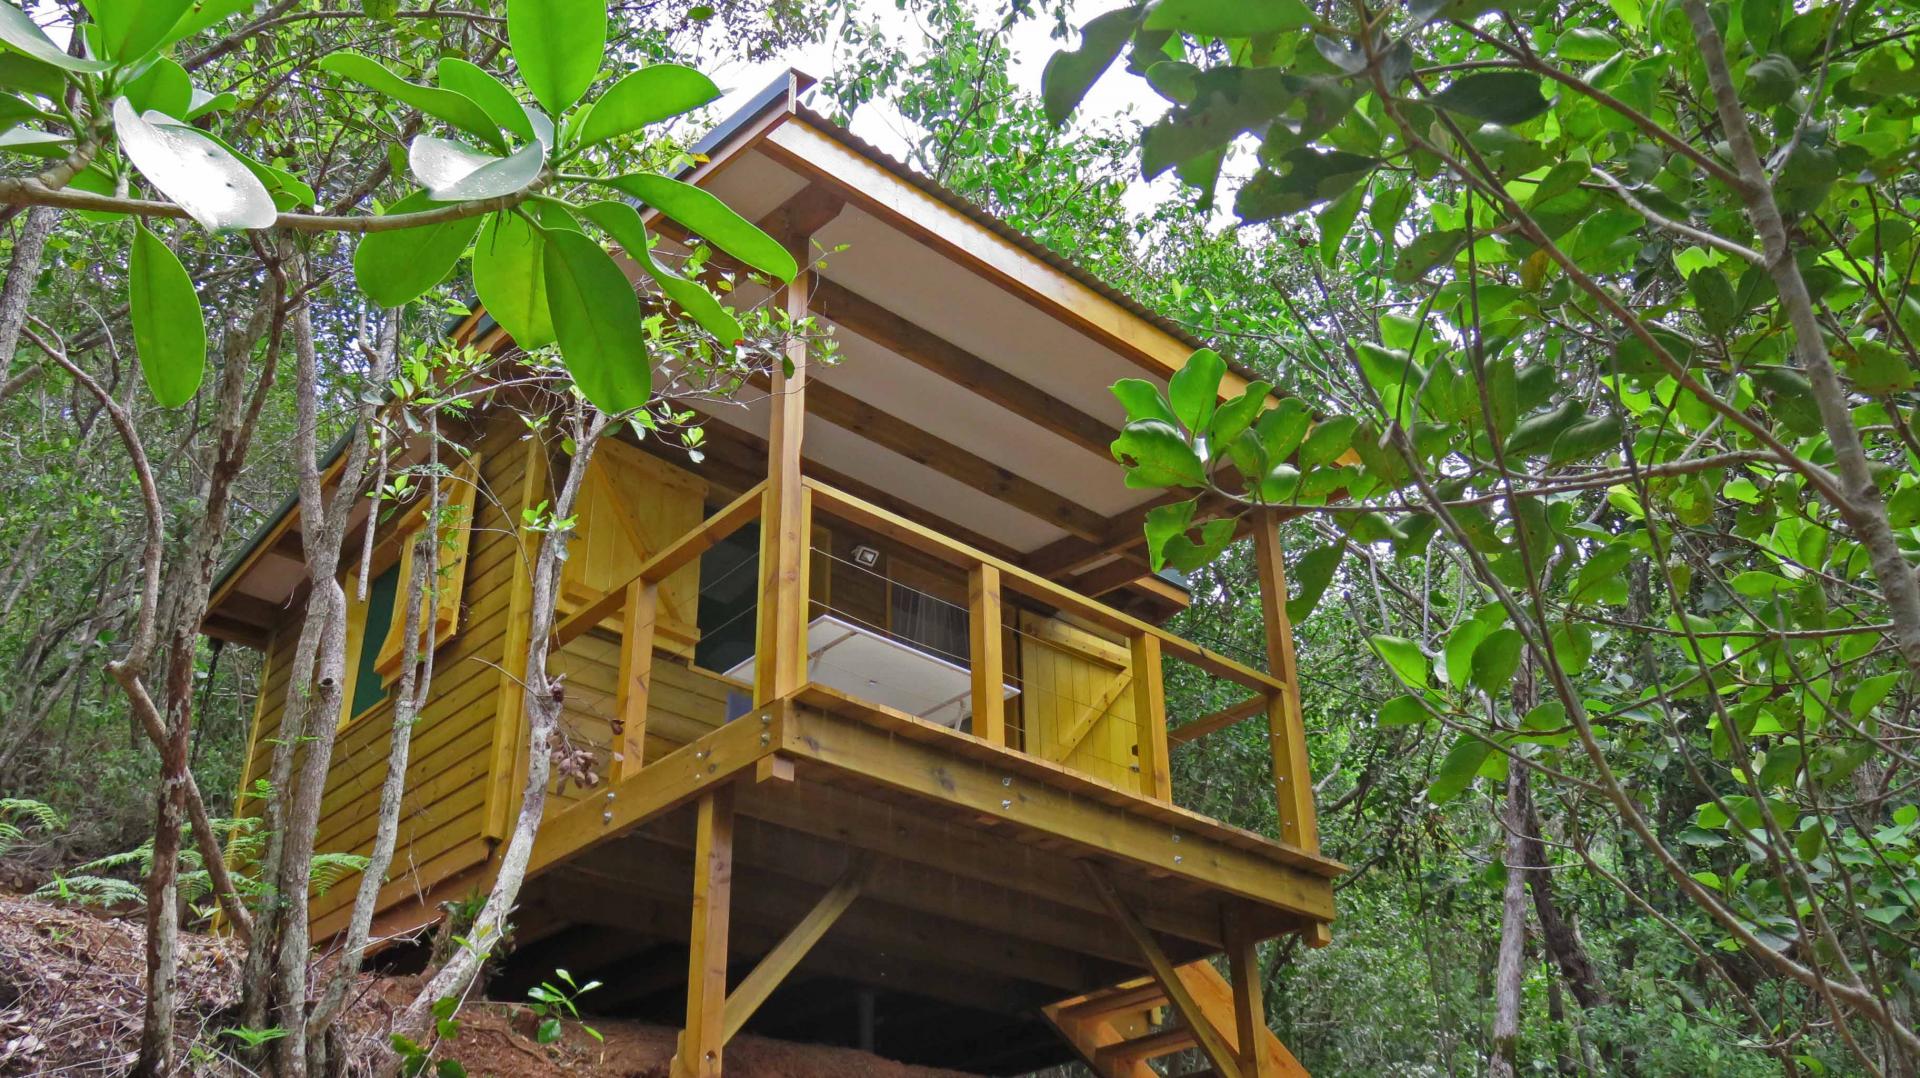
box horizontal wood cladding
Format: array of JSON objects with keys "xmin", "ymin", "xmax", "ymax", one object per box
[{"xmin": 237, "ymin": 430, "xmax": 532, "ymax": 925}]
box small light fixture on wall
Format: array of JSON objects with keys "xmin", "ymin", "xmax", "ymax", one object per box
[{"xmin": 852, "ymin": 544, "xmax": 881, "ymax": 569}]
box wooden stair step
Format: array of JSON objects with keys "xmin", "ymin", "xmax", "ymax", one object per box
[
  {"xmin": 1058, "ymin": 978, "xmax": 1168, "ymax": 1020},
  {"xmin": 1095, "ymin": 1025, "xmax": 1197, "ymax": 1068}
]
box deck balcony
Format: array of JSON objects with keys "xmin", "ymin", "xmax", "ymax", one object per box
[{"xmin": 514, "ymin": 464, "xmax": 1344, "ymax": 1076}]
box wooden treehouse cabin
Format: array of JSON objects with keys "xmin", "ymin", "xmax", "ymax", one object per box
[{"xmin": 205, "ymin": 73, "xmax": 1344, "ymax": 1078}]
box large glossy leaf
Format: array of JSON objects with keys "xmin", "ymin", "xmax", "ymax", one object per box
[
  {"xmin": 124, "ymin": 57, "xmax": 191, "ymax": 119},
  {"xmin": 578, "ymin": 200, "xmax": 742, "ymax": 344},
  {"xmin": 80, "ymin": 0, "xmax": 191, "ymax": 62},
  {"xmin": 1369, "ymin": 634, "xmax": 1429, "ymax": 688},
  {"xmin": 319, "ymin": 53, "xmax": 508, "ymax": 153},
  {"xmin": 1235, "ymin": 149, "xmax": 1379, "ymax": 223},
  {"xmin": 1428, "ymin": 72, "xmax": 1552, "ymax": 126},
  {"xmin": 0, "ymin": 127, "xmax": 68, "ymax": 157},
  {"xmin": 474, "ymin": 209, "xmax": 556, "ymax": 349},
  {"xmin": 1285, "ymin": 542, "xmax": 1344, "ymax": 623},
  {"xmin": 508, "ymin": 0, "xmax": 606, "ymax": 115},
  {"xmin": 0, "ymin": 6, "xmax": 108, "ymax": 72},
  {"xmin": 604, "ymin": 172, "xmax": 797, "ymax": 281},
  {"xmin": 1041, "ymin": 8, "xmax": 1138, "ymax": 125},
  {"xmin": 1110, "ymin": 419, "xmax": 1207, "ymax": 488},
  {"xmin": 113, "ymin": 98, "xmax": 275, "ymax": 231},
  {"xmin": 156, "ymin": 0, "xmax": 254, "ymax": 51},
  {"xmin": 409, "ymin": 135, "xmax": 544, "ymax": 202},
  {"xmin": 1167, "ymin": 347, "xmax": 1225, "ymax": 433},
  {"xmin": 437, "ymin": 58, "xmax": 536, "ymax": 143},
  {"xmin": 1469, "ymin": 628, "xmax": 1524, "ymax": 693},
  {"xmin": 1110, "ymin": 378, "xmax": 1180, "ymax": 425},
  {"xmin": 0, "ymin": 90, "xmax": 46, "ymax": 132},
  {"xmin": 541, "ymin": 227, "xmax": 651, "ymax": 413},
  {"xmin": 578, "ymin": 65, "xmax": 719, "ymax": 148},
  {"xmin": 353, "ymin": 189, "xmax": 484, "ymax": 307},
  {"xmin": 1142, "ymin": 0, "xmax": 1316, "ymax": 36},
  {"xmin": 1428, "ymin": 734, "xmax": 1493, "ymax": 804},
  {"xmin": 128, "ymin": 223, "xmax": 205, "ymax": 407},
  {"xmin": 197, "ymin": 130, "xmax": 315, "ymax": 210},
  {"xmin": 0, "ymin": 51, "xmax": 65, "ymax": 97}
]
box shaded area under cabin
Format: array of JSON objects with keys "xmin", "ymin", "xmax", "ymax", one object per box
[{"xmin": 205, "ymin": 72, "xmax": 1343, "ymax": 1078}]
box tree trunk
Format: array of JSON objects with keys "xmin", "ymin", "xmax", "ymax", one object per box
[{"xmin": 1490, "ymin": 765, "xmax": 1531, "ymax": 1078}]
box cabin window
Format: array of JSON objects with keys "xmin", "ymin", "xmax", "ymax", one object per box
[
  {"xmin": 694, "ymin": 520, "xmax": 759, "ymax": 675},
  {"xmin": 372, "ymin": 454, "xmax": 481, "ymax": 682},
  {"xmin": 348, "ymin": 564, "xmax": 400, "ymax": 719}
]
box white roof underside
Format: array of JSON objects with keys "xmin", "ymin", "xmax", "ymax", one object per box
[{"xmin": 676, "ymin": 141, "xmax": 1168, "ymax": 557}]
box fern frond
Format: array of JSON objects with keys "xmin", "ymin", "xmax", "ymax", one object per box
[
  {"xmin": 310, "ymin": 852, "xmax": 371, "ymax": 897},
  {"xmin": 35, "ymin": 874, "xmax": 144, "ymax": 907}
]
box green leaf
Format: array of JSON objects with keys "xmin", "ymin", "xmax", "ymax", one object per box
[
  {"xmin": 577, "ymin": 200, "xmax": 743, "ymax": 344},
  {"xmin": 508, "ymin": 0, "xmax": 606, "ymax": 115},
  {"xmin": 603, "ymin": 172, "xmax": 798, "ymax": 282},
  {"xmin": 0, "ymin": 51, "xmax": 65, "ymax": 98},
  {"xmin": 1851, "ymin": 673, "xmax": 1902, "ymax": 720},
  {"xmin": 578, "ymin": 64, "xmax": 720, "ymax": 148},
  {"xmin": 1557, "ymin": 27, "xmax": 1622, "ymax": 61},
  {"xmin": 1285, "ymin": 542, "xmax": 1344, "ymax": 623},
  {"xmin": 156, "ymin": 0, "xmax": 254, "ymax": 50},
  {"xmin": 437, "ymin": 58, "xmax": 537, "ymax": 143},
  {"xmin": 1428, "ymin": 72, "xmax": 1552, "ymax": 126},
  {"xmin": 1207, "ymin": 381, "xmax": 1271, "ymax": 448},
  {"xmin": 1168, "ymin": 347, "xmax": 1225, "ymax": 433},
  {"xmin": 123, "ymin": 57, "xmax": 191, "ymax": 119},
  {"xmin": 113, "ymin": 98, "xmax": 275, "ymax": 231},
  {"xmin": 1369, "ymin": 634, "xmax": 1428, "ymax": 688},
  {"xmin": 1298, "ymin": 414, "xmax": 1357, "ymax": 469},
  {"xmin": 1391, "ymin": 229, "xmax": 1467, "ymax": 284},
  {"xmin": 1235, "ymin": 149, "xmax": 1379, "ymax": 223},
  {"xmin": 1380, "ymin": 694, "xmax": 1432, "ymax": 727},
  {"xmin": 81, "ymin": 0, "xmax": 192, "ymax": 62},
  {"xmin": 1111, "ymin": 378, "xmax": 1180, "ymax": 425},
  {"xmin": 1042, "ymin": 8, "xmax": 1139, "ymax": 125},
  {"xmin": 1689, "ymin": 267, "xmax": 1741, "ymax": 334},
  {"xmin": 0, "ymin": 5, "xmax": 109, "ymax": 72},
  {"xmin": 1549, "ymin": 413, "xmax": 1623, "ymax": 465},
  {"xmin": 535, "ymin": 1017, "xmax": 562, "ymax": 1044},
  {"xmin": 1143, "ymin": 0, "xmax": 1316, "ymax": 36},
  {"xmin": 475, "ymin": 209, "xmax": 557, "ymax": 349},
  {"xmin": 409, "ymin": 135, "xmax": 545, "ymax": 202},
  {"xmin": 1317, "ymin": 179, "xmax": 1366, "ymax": 266},
  {"xmin": 1469, "ymin": 628, "xmax": 1524, "ymax": 694},
  {"xmin": 0, "ymin": 127, "xmax": 69, "ymax": 158},
  {"xmin": 1111, "ymin": 419, "xmax": 1208, "ymax": 488},
  {"xmin": 319, "ymin": 53, "xmax": 508, "ymax": 153},
  {"xmin": 1255, "ymin": 397, "xmax": 1312, "ymax": 464},
  {"xmin": 196, "ymin": 130, "xmax": 316, "ymax": 210},
  {"xmin": 542, "ymin": 227, "xmax": 651, "ymax": 413},
  {"xmin": 128, "ymin": 223, "xmax": 205, "ymax": 408},
  {"xmin": 1429, "ymin": 734, "xmax": 1493, "ymax": 804},
  {"xmin": 1744, "ymin": 53, "xmax": 1799, "ymax": 108},
  {"xmin": 353, "ymin": 189, "xmax": 485, "ymax": 307}
]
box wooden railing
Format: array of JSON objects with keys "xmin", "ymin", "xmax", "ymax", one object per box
[
  {"xmin": 802, "ymin": 479, "xmax": 1319, "ymax": 854},
  {"xmin": 551, "ymin": 474, "xmax": 1319, "ymax": 855}
]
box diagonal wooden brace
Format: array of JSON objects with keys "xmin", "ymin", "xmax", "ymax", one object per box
[
  {"xmin": 1083, "ymin": 861, "xmax": 1244, "ymax": 1078},
  {"xmin": 721, "ymin": 853, "xmax": 874, "ymax": 1042}
]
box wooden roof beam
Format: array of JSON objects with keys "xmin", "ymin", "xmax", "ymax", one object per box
[
  {"xmin": 800, "ymin": 377, "xmax": 1111, "ymax": 543},
  {"xmin": 808, "ymin": 277, "xmax": 1118, "ymax": 460}
]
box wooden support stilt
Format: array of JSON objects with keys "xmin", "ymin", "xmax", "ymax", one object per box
[
  {"xmin": 1082, "ymin": 862, "xmax": 1243, "ymax": 1078},
  {"xmin": 1224, "ymin": 904, "xmax": 1270, "ymax": 1078},
  {"xmin": 1128, "ymin": 634, "xmax": 1171, "ymax": 802},
  {"xmin": 722, "ymin": 855, "xmax": 872, "ymax": 1041},
  {"xmin": 673, "ymin": 783, "xmax": 737, "ymax": 1078}
]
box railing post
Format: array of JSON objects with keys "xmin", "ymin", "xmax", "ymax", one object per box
[
  {"xmin": 1252, "ymin": 509, "xmax": 1320, "ymax": 854},
  {"xmin": 612, "ymin": 578, "xmax": 656, "ymax": 782},
  {"xmin": 968, "ymin": 563, "xmax": 1005, "ymax": 746},
  {"xmin": 1129, "ymin": 632, "xmax": 1171, "ymax": 802}
]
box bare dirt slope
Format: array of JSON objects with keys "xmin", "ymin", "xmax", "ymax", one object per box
[{"xmin": 0, "ymin": 894, "xmax": 977, "ymax": 1076}]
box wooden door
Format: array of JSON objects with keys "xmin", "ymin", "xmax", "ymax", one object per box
[{"xmin": 1016, "ymin": 611, "xmax": 1142, "ymax": 793}]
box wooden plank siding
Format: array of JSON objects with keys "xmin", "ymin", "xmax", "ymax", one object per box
[{"xmin": 233, "ymin": 430, "xmax": 531, "ymax": 928}]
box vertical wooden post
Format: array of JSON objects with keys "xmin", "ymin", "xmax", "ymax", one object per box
[
  {"xmin": 675, "ymin": 782, "xmax": 736, "ymax": 1078},
  {"xmin": 1224, "ymin": 904, "xmax": 1270, "ymax": 1077},
  {"xmin": 1252, "ymin": 509, "xmax": 1320, "ymax": 855},
  {"xmin": 1129, "ymin": 632, "xmax": 1171, "ymax": 802},
  {"xmin": 968, "ymin": 563, "xmax": 1005, "ymax": 746},
  {"xmin": 612, "ymin": 578, "xmax": 656, "ymax": 782},
  {"xmin": 755, "ymin": 243, "xmax": 812, "ymax": 708}
]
